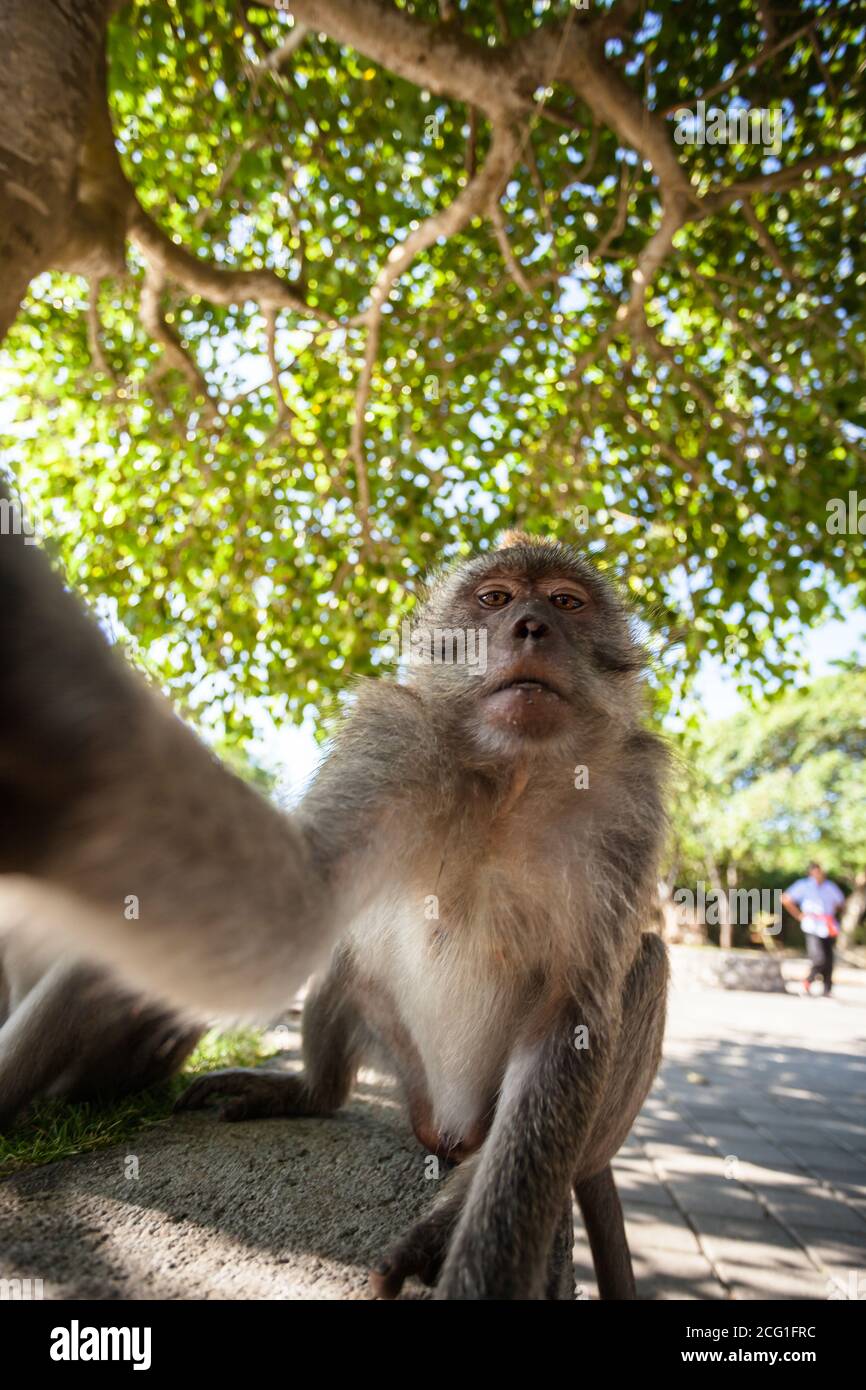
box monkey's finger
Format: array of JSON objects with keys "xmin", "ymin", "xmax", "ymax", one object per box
[
  {"xmin": 369, "ymin": 1230, "xmax": 446, "ymax": 1299},
  {"xmin": 173, "ymin": 1077, "xmax": 234, "ymax": 1111},
  {"xmin": 368, "ymin": 1262, "xmax": 406, "ymax": 1300},
  {"xmin": 220, "ymin": 1097, "xmax": 263, "ymax": 1122}
]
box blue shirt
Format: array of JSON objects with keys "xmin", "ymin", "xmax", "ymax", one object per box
[{"xmin": 785, "ymin": 877, "xmax": 845, "ymax": 938}]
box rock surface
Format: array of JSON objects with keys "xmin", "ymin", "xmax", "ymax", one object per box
[
  {"xmin": 0, "ymin": 1050, "xmax": 434, "ymax": 1300},
  {"xmin": 669, "ymin": 944, "xmax": 787, "ymax": 992}
]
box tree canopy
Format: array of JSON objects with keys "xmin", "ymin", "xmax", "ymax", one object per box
[
  {"xmin": 677, "ymin": 664, "xmax": 866, "ymax": 877},
  {"xmin": 1, "ymin": 0, "xmax": 864, "ymax": 737}
]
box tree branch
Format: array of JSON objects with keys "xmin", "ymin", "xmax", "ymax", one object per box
[
  {"xmin": 657, "ymin": 18, "xmax": 816, "ymax": 117},
  {"xmin": 128, "ymin": 202, "xmax": 331, "ymax": 319},
  {"xmin": 489, "ymin": 199, "xmax": 534, "ymax": 298},
  {"xmin": 86, "ymin": 278, "xmax": 111, "ymax": 376},
  {"xmin": 548, "ymin": 24, "xmax": 697, "ymax": 204},
  {"xmin": 349, "ymin": 121, "xmax": 522, "ymax": 541},
  {"xmin": 568, "ymin": 194, "xmax": 688, "ymax": 378},
  {"xmin": 251, "ymin": 21, "xmax": 310, "ymax": 83},
  {"xmin": 739, "ymin": 198, "xmax": 802, "ymax": 285},
  {"xmin": 263, "ymin": 306, "xmax": 297, "ymax": 425},
  {"xmin": 139, "ymin": 264, "xmax": 218, "ymax": 425},
  {"xmin": 591, "ymin": 160, "xmax": 632, "ymax": 261},
  {"xmin": 713, "ymin": 141, "xmax": 866, "ymax": 204},
  {"xmin": 267, "ymin": 0, "xmax": 523, "ymax": 117}
]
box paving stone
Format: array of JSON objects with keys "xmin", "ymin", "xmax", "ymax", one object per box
[
  {"xmin": 631, "ymin": 1247, "xmax": 726, "ymax": 1301},
  {"xmin": 775, "ymin": 1138, "xmax": 862, "ymax": 1167},
  {"xmin": 694, "ymin": 1124, "xmax": 765, "ymax": 1144},
  {"xmin": 665, "ymin": 1177, "xmax": 768, "ymax": 1220},
  {"xmin": 815, "ymin": 1121, "xmax": 866, "ymax": 1143},
  {"xmin": 691, "ymin": 1214, "xmax": 809, "ymax": 1271},
  {"xmin": 613, "ymin": 1167, "xmax": 677, "ymax": 1207},
  {"xmin": 645, "ymin": 1146, "xmax": 724, "ymax": 1175},
  {"xmin": 806, "ymin": 1162, "xmax": 866, "ymax": 1184},
  {"xmin": 805, "ymin": 1231, "xmax": 866, "ymax": 1282},
  {"xmin": 752, "ymin": 1186, "xmax": 866, "ymax": 1236},
  {"xmin": 709, "ymin": 1144, "xmax": 798, "ymax": 1168},
  {"xmin": 733, "ymin": 1160, "xmax": 813, "ymax": 1188},
  {"xmin": 635, "ymin": 1104, "xmax": 690, "ymax": 1126},
  {"xmin": 716, "ymin": 1261, "xmax": 832, "ymax": 1301},
  {"xmin": 633, "ymin": 1123, "xmax": 697, "ymax": 1144},
  {"xmin": 767, "ymin": 1115, "xmax": 848, "ymax": 1133},
  {"xmin": 624, "ymin": 1203, "xmax": 703, "ymax": 1255}
]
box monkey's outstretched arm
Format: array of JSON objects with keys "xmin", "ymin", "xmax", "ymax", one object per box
[
  {"xmin": 0, "ymin": 514, "xmax": 337, "ymax": 1019},
  {"xmin": 435, "ymin": 998, "xmax": 618, "ymax": 1300}
]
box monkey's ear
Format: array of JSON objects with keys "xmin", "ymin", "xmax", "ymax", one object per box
[{"xmin": 496, "ymin": 529, "xmax": 554, "ymax": 551}]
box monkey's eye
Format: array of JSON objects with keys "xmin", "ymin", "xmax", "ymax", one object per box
[
  {"xmin": 477, "ymin": 590, "xmax": 512, "ymax": 608},
  {"xmin": 550, "ymin": 592, "xmax": 586, "ymax": 611}
]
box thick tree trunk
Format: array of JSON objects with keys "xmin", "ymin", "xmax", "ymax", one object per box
[
  {"xmin": 722, "ymin": 862, "xmax": 738, "ymax": 950},
  {"xmin": 705, "ymin": 856, "xmax": 734, "ymax": 950},
  {"xmin": 840, "ymin": 871, "xmax": 866, "ymax": 945},
  {"xmin": 0, "ymin": 0, "xmax": 110, "ymax": 337}
]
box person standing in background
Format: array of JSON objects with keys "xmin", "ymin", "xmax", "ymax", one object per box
[{"xmin": 781, "ymin": 862, "xmax": 846, "ymax": 997}]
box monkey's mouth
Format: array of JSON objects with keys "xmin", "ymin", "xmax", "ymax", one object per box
[
  {"xmin": 490, "ymin": 674, "xmax": 565, "ymax": 699},
  {"xmin": 483, "ymin": 669, "xmax": 569, "ymax": 737}
]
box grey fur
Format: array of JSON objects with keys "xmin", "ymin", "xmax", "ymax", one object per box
[
  {"xmin": 0, "ymin": 928, "xmax": 201, "ymax": 1131},
  {"xmin": 179, "ymin": 537, "xmax": 672, "ymax": 1299},
  {"xmin": 0, "ymin": 496, "xmax": 333, "ymax": 1018}
]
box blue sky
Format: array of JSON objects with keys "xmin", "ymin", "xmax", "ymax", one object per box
[{"xmin": 688, "ymin": 596, "xmax": 866, "ymax": 722}]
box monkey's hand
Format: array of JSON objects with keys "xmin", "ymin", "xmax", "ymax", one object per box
[
  {"xmin": 369, "ymin": 1158, "xmax": 477, "ymax": 1300},
  {"xmin": 174, "ymin": 1067, "xmax": 314, "ymax": 1122}
]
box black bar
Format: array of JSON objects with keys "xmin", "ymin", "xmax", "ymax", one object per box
[{"xmin": 5, "ymin": 1296, "xmax": 859, "ymax": 1374}]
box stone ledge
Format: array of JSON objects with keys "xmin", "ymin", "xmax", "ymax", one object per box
[{"xmin": 669, "ymin": 944, "xmax": 787, "ymax": 993}]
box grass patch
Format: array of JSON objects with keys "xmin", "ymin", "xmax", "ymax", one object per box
[{"xmin": 0, "ymin": 1028, "xmax": 278, "ymax": 1178}]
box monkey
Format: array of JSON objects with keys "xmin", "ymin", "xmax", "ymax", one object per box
[
  {"xmin": 0, "ymin": 506, "xmax": 669, "ymax": 1299},
  {"xmin": 0, "ymin": 925, "xmax": 202, "ymax": 1132},
  {"xmin": 175, "ymin": 531, "xmax": 670, "ymax": 1299}
]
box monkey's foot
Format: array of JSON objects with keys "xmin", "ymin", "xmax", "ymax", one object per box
[
  {"xmin": 174, "ymin": 1068, "xmax": 311, "ymax": 1122},
  {"xmin": 369, "ymin": 1206, "xmax": 459, "ymax": 1299}
]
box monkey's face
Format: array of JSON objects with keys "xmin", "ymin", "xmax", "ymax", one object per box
[
  {"xmin": 413, "ymin": 539, "xmax": 647, "ymax": 757},
  {"xmin": 474, "ymin": 569, "xmax": 591, "ymax": 741}
]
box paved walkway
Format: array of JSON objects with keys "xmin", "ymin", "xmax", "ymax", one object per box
[
  {"xmin": 2, "ymin": 963, "xmax": 864, "ymax": 1299},
  {"xmin": 587, "ymin": 965, "xmax": 866, "ymax": 1301}
]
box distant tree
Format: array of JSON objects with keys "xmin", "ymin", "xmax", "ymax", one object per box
[{"xmin": 673, "ymin": 666, "xmax": 866, "ymax": 945}]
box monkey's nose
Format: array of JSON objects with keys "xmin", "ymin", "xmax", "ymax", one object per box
[{"xmin": 512, "ymin": 614, "xmax": 548, "ymax": 641}]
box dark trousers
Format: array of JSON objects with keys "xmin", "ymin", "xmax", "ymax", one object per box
[{"xmin": 806, "ymin": 933, "xmax": 834, "ymax": 993}]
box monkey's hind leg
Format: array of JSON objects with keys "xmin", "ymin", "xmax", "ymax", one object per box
[
  {"xmin": 543, "ymin": 1194, "xmax": 577, "ymax": 1300},
  {"xmin": 574, "ymin": 933, "xmax": 668, "ymax": 1300},
  {"xmin": 69, "ymin": 1006, "xmax": 202, "ymax": 1102},
  {"xmin": 0, "ymin": 959, "xmax": 84, "ymax": 1130},
  {"xmin": 574, "ymin": 1165, "xmax": 635, "ymax": 1300},
  {"xmin": 176, "ymin": 945, "xmax": 363, "ymax": 1122}
]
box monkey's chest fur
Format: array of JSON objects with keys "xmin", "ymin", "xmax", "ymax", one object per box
[{"xmin": 346, "ymin": 844, "xmax": 580, "ymax": 1160}]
